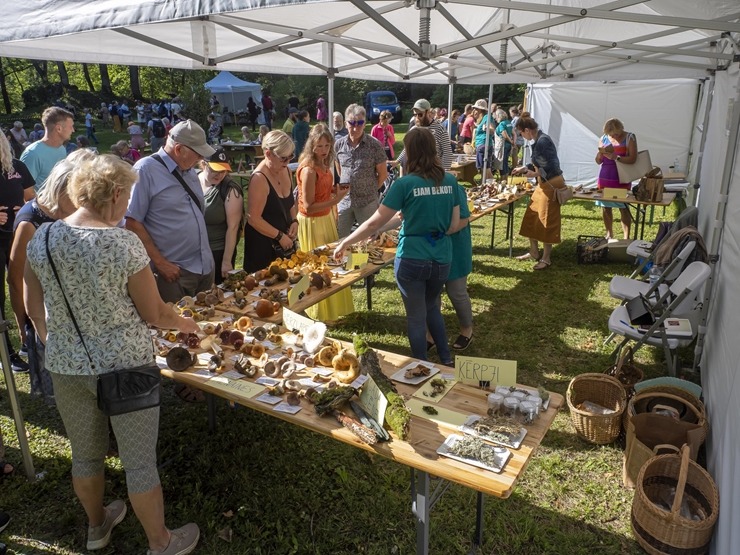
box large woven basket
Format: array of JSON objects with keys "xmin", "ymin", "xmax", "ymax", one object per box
[
  {"xmin": 624, "ymin": 388, "xmax": 708, "ymax": 446},
  {"xmin": 631, "ymin": 445, "xmax": 719, "ymax": 554},
  {"xmin": 567, "ymin": 373, "xmax": 627, "ymax": 444}
]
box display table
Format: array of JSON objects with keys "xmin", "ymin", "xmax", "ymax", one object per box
[
  {"xmin": 220, "ymin": 142, "xmax": 264, "ymax": 166},
  {"xmin": 159, "ymin": 324, "xmax": 563, "ymax": 555},
  {"xmin": 469, "ymin": 191, "xmax": 530, "ymax": 255},
  {"xmin": 450, "ymin": 160, "xmax": 477, "ymax": 184},
  {"xmin": 573, "ymin": 191, "xmax": 676, "ymax": 240}
]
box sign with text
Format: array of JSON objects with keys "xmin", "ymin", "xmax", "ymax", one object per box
[
  {"xmin": 282, "ymin": 307, "xmax": 315, "ymax": 334},
  {"xmin": 359, "ymin": 375, "xmax": 388, "ymax": 428},
  {"xmin": 455, "ymin": 356, "xmax": 517, "ymax": 386},
  {"xmin": 346, "ymin": 252, "xmax": 368, "ymax": 271},
  {"xmin": 287, "ymin": 274, "xmax": 310, "ymax": 307}
]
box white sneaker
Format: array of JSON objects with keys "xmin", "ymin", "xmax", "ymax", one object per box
[
  {"xmin": 146, "ymin": 523, "xmax": 200, "ymax": 555},
  {"xmin": 87, "ymin": 500, "xmax": 127, "ymax": 550}
]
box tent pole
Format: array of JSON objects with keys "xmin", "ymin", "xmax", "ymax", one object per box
[
  {"xmin": 327, "ymin": 43, "xmax": 335, "ymax": 131},
  {"xmin": 447, "ymin": 80, "xmax": 454, "ymax": 142},
  {"xmin": 693, "ymin": 72, "xmax": 740, "ymax": 373},
  {"xmin": 691, "ymin": 77, "xmax": 716, "ymax": 207}
]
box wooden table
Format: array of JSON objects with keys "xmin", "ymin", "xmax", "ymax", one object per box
[
  {"xmin": 469, "ymin": 191, "xmax": 530, "ymax": 256},
  {"xmin": 216, "ymin": 246, "xmax": 397, "ymax": 320},
  {"xmin": 159, "ymin": 327, "xmax": 563, "ymax": 555},
  {"xmin": 220, "ymin": 142, "xmax": 263, "ymax": 166},
  {"xmin": 573, "ymin": 191, "xmax": 676, "ymax": 240},
  {"xmin": 450, "ymin": 160, "xmax": 477, "ymax": 184}
]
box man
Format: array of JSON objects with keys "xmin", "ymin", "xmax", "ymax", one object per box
[
  {"xmin": 20, "ymin": 106, "xmax": 74, "ymax": 191},
  {"xmin": 396, "ymin": 99, "xmax": 453, "ymax": 171},
  {"xmin": 334, "ymin": 104, "xmax": 388, "ymax": 239},
  {"xmin": 125, "ymin": 119, "xmax": 216, "ymax": 302},
  {"xmin": 261, "ymin": 92, "xmax": 274, "ymax": 130},
  {"xmin": 282, "ymin": 108, "xmax": 298, "ymax": 136},
  {"xmin": 332, "ymin": 112, "xmax": 348, "ymax": 137},
  {"xmin": 292, "ymin": 110, "xmax": 310, "ymax": 160}
]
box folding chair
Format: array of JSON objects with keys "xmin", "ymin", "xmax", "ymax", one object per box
[
  {"xmin": 626, "ymin": 206, "xmax": 698, "ymax": 279},
  {"xmin": 607, "ymin": 261, "xmax": 711, "ymax": 376}
]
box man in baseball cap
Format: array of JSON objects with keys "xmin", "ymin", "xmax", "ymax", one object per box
[
  {"xmin": 396, "ymin": 98, "xmax": 453, "ymax": 170},
  {"xmin": 169, "ymin": 119, "xmax": 216, "ymax": 159}
]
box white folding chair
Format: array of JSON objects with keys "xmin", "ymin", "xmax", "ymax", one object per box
[
  {"xmin": 627, "ymin": 206, "xmax": 698, "ymax": 279},
  {"xmin": 608, "ymin": 261, "xmax": 711, "ymax": 376}
]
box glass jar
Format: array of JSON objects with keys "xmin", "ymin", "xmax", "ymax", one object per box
[
  {"xmin": 527, "ymin": 395, "xmax": 543, "ymax": 414},
  {"xmin": 510, "ymin": 390, "xmax": 528, "ymax": 401},
  {"xmin": 502, "ymin": 397, "xmax": 520, "ymax": 418},
  {"xmin": 520, "ymin": 400, "xmax": 538, "ymax": 424},
  {"xmin": 487, "ymin": 393, "xmax": 504, "ymax": 416}
]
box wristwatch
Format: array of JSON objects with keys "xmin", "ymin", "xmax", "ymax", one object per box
[{"xmin": 274, "ymin": 231, "xmax": 284, "ymax": 241}]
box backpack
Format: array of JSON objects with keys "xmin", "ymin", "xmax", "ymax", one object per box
[
  {"xmin": 220, "ymin": 178, "xmax": 247, "ymax": 242},
  {"xmin": 151, "ymin": 119, "xmax": 166, "ymax": 138}
]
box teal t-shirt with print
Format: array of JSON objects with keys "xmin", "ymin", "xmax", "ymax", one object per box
[
  {"xmin": 449, "ymin": 183, "xmax": 472, "ymax": 281},
  {"xmin": 382, "ymin": 172, "xmax": 459, "ymax": 263},
  {"xmin": 474, "ymin": 115, "xmax": 489, "ymax": 148},
  {"xmin": 496, "ymin": 119, "xmax": 513, "ymax": 139}
]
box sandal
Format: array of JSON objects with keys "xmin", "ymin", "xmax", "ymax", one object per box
[
  {"xmin": 0, "ymin": 461, "xmax": 14, "ymax": 478},
  {"xmin": 452, "ymin": 334, "xmax": 473, "ymax": 351},
  {"xmin": 533, "ymin": 260, "xmax": 551, "ymax": 271},
  {"xmin": 174, "ymin": 384, "xmax": 205, "ymax": 403},
  {"xmin": 515, "ymin": 251, "xmax": 540, "ymax": 261}
]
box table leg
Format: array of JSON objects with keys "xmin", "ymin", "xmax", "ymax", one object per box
[
  {"xmin": 366, "ymin": 272, "xmax": 376, "ymax": 310},
  {"xmin": 506, "ymin": 203, "xmax": 516, "ymax": 258},
  {"xmin": 490, "ymin": 211, "xmax": 496, "ymax": 249},
  {"xmin": 469, "ymin": 492, "xmax": 485, "ymax": 553},
  {"xmin": 206, "ymin": 393, "xmax": 217, "ymax": 432},
  {"xmin": 412, "ymin": 469, "xmax": 430, "ymax": 555}
]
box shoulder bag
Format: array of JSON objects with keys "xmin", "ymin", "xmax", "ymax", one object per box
[
  {"xmin": 44, "ymin": 223, "xmax": 161, "ymax": 416},
  {"xmin": 616, "ymin": 149, "xmax": 652, "ymax": 184},
  {"xmin": 543, "ymin": 174, "xmax": 573, "ymax": 205}
]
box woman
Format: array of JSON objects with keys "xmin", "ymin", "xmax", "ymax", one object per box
[
  {"xmin": 10, "ymin": 152, "xmax": 93, "ymax": 403},
  {"xmin": 445, "ymin": 109, "xmax": 460, "ymax": 150},
  {"xmin": 316, "ymin": 94, "xmax": 327, "ymax": 123},
  {"xmin": 99, "ymin": 103, "xmax": 111, "ymax": 129},
  {"xmin": 206, "ymin": 114, "xmax": 222, "ymax": 145},
  {"xmin": 198, "ymin": 147, "xmax": 244, "ymax": 284},
  {"xmin": 370, "ymin": 110, "xmax": 396, "ymax": 160},
  {"xmin": 510, "ymin": 106, "xmax": 523, "ymax": 167},
  {"xmin": 458, "ymin": 104, "xmax": 475, "ymax": 148},
  {"xmin": 243, "ymin": 130, "xmax": 297, "ymax": 272},
  {"xmin": 24, "ymin": 155, "xmax": 201, "ymax": 555},
  {"xmin": 471, "ymin": 99, "xmax": 494, "ymax": 181},
  {"xmin": 127, "ymin": 121, "xmax": 146, "ymax": 151},
  {"xmin": 595, "ymin": 118, "xmax": 637, "ymax": 239},
  {"xmin": 493, "ymin": 108, "xmax": 514, "ymax": 180},
  {"xmin": 334, "ymin": 127, "xmax": 460, "ymax": 364},
  {"xmin": 296, "ymin": 125, "xmax": 352, "ymax": 321},
  {"xmin": 257, "ymin": 125, "xmax": 270, "ymax": 144},
  {"xmin": 110, "ymin": 140, "xmax": 141, "ymax": 166},
  {"xmin": 10, "ymin": 121, "xmax": 29, "ymax": 148},
  {"xmin": 0, "ymin": 132, "xmax": 36, "ymax": 374},
  {"xmin": 512, "ymin": 112, "xmax": 566, "ymax": 270}
]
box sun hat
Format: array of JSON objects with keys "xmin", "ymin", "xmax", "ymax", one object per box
[
  {"xmin": 169, "ymin": 119, "xmax": 216, "ymax": 158},
  {"xmin": 207, "ymin": 147, "xmax": 232, "ymax": 172},
  {"xmin": 413, "ymin": 99, "xmax": 432, "ymax": 113},
  {"xmin": 472, "ymin": 99, "xmax": 488, "ymax": 111}
]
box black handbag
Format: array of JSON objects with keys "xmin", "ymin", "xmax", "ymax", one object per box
[
  {"xmin": 45, "ymin": 223, "xmax": 161, "ymax": 416},
  {"xmin": 626, "ymin": 293, "xmax": 657, "ymax": 326}
]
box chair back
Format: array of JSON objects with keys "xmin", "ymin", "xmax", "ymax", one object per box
[
  {"xmin": 668, "ymin": 261, "xmax": 711, "ymax": 315},
  {"xmin": 670, "ymin": 205, "xmax": 698, "ymax": 234},
  {"xmin": 662, "ymin": 240, "xmax": 696, "ymax": 282}
]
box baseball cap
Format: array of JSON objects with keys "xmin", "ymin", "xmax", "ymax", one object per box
[
  {"xmin": 413, "ymin": 99, "xmax": 432, "ymax": 113},
  {"xmin": 169, "ymin": 119, "xmax": 216, "ymax": 158},
  {"xmin": 207, "ymin": 147, "xmax": 232, "ymax": 172}
]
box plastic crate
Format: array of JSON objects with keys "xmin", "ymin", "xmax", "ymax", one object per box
[{"xmin": 577, "ymin": 235, "xmax": 609, "ymax": 264}]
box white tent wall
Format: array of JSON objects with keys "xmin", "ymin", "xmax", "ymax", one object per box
[
  {"xmin": 527, "ymin": 80, "xmax": 699, "ymax": 186},
  {"xmin": 696, "ymin": 62, "xmax": 740, "ymax": 555}
]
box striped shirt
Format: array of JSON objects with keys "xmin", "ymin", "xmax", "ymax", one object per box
[{"xmin": 396, "ymin": 120, "xmax": 454, "ymax": 170}]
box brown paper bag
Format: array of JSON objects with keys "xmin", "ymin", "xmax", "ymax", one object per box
[{"xmin": 623, "ymin": 412, "xmax": 704, "ymax": 488}]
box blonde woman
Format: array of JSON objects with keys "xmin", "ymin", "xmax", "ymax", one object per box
[
  {"xmin": 243, "ymin": 130, "xmax": 297, "ymax": 272},
  {"xmin": 296, "ymin": 124, "xmax": 353, "ymax": 321},
  {"xmin": 25, "ymin": 155, "xmax": 201, "ymax": 554}
]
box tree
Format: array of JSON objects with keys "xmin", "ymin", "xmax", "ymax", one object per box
[
  {"xmin": 82, "ymin": 63, "xmax": 96, "ymax": 92},
  {"xmin": 56, "ymin": 61, "xmax": 70, "ymax": 87},
  {"xmin": 99, "ymin": 64, "xmax": 112, "ymax": 96},
  {"xmin": 129, "ymin": 65, "xmax": 142, "ymax": 99},
  {"xmin": 0, "ymin": 58, "xmax": 12, "ymax": 114}
]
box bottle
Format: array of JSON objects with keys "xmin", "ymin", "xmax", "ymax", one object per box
[
  {"xmin": 673, "ymin": 158, "xmax": 681, "ymax": 174},
  {"xmin": 648, "ymin": 264, "xmax": 663, "ymax": 286}
]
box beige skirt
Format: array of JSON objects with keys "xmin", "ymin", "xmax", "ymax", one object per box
[{"xmin": 519, "ymin": 174, "xmax": 565, "ymax": 244}]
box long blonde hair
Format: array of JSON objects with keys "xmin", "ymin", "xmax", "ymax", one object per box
[
  {"xmin": 297, "ymin": 124, "xmax": 334, "ymax": 169},
  {"xmin": 0, "ymin": 132, "xmax": 13, "ymax": 176}
]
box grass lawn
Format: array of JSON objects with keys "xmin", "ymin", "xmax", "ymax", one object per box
[{"xmin": 0, "ymin": 189, "xmax": 693, "ymax": 554}]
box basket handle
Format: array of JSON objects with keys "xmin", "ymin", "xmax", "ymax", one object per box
[
  {"xmin": 652, "ymin": 444, "xmax": 681, "ymax": 456},
  {"xmin": 631, "ymin": 391, "xmax": 702, "ymax": 421},
  {"xmin": 670, "ymin": 444, "xmax": 691, "ymax": 516},
  {"xmin": 615, "ymin": 347, "xmax": 635, "ymax": 375}
]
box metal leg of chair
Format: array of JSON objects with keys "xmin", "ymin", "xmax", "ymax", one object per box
[{"xmin": 603, "ymin": 332, "xmax": 618, "ymax": 346}]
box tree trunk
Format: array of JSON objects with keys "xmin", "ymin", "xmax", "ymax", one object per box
[
  {"xmin": 82, "ymin": 63, "xmax": 96, "ymax": 92},
  {"xmin": 31, "ymin": 60, "xmax": 48, "ymax": 82},
  {"xmin": 129, "ymin": 65, "xmax": 142, "ymax": 99},
  {"xmin": 99, "ymin": 64, "xmax": 112, "ymax": 95},
  {"xmin": 0, "ymin": 58, "xmax": 12, "ymax": 114},
  {"xmin": 56, "ymin": 61, "xmax": 70, "ymax": 87}
]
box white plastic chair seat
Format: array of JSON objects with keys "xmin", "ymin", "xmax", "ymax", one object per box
[
  {"xmin": 608, "ymin": 305, "xmax": 688, "ymax": 350},
  {"xmin": 609, "ymin": 277, "xmax": 669, "ymax": 302}
]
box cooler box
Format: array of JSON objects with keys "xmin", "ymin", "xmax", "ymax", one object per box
[{"xmin": 606, "ymin": 239, "xmax": 635, "ymax": 263}]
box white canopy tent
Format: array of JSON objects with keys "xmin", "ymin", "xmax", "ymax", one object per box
[
  {"xmin": 1, "ymin": 2, "xmax": 739, "ymax": 553},
  {"xmin": 204, "ymin": 70, "xmax": 263, "ymax": 119}
]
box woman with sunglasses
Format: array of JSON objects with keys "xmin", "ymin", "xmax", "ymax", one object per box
[{"xmin": 243, "ymin": 130, "xmax": 297, "ymax": 272}]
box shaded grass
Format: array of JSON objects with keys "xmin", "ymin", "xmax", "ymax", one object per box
[{"xmin": 0, "ymin": 197, "xmax": 687, "ymax": 554}]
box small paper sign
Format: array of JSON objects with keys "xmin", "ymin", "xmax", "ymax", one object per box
[
  {"xmin": 358, "ymin": 375, "xmax": 388, "ymax": 428},
  {"xmin": 454, "ymin": 356, "xmax": 517, "ymax": 386},
  {"xmin": 346, "ymin": 252, "xmax": 368, "ymax": 271},
  {"xmin": 206, "ymin": 376, "xmax": 265, "ymax": 398},
  {"xmin": 282, "ymin": 308, "xmax": 316, "ymax": 334},
  {"xmin": 273, "ymin": 402, "xmax": 302, "ymax": 414},
  {"xmin": 288, "ymin": 275, "xmax": 311, "ymax": 307}
]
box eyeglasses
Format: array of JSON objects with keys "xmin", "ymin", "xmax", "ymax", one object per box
[
  {"xmin": 347, "ymin": 120, "xmax": 365, "ymax": 127},
  {"xmin": 270, "ymin": 151, "xmax": 293, "ymax": 163}
]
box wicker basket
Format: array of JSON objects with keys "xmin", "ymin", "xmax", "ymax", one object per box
[
  {"xmin": 567, "ymin": 373, "xmax": 627, "ymax": 444},
  {"xmin": 624, "ymin": 388, "xmax": 708, "ymax": 446},
  {"xmin": 604, "ymin": 347, "xmax": 644, "ymax": 400},
  {"xmin": 631, "ymin": 445, "xmax": 719, "ymax": 554}
]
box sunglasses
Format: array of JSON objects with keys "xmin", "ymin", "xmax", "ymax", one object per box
[
  {"xmin": 271, "ymin": 151, "xmax": 293, "ymax": 163},
  {"xmin": 347, "ymin": 120, "xmax": 365, "ymax": 127}
]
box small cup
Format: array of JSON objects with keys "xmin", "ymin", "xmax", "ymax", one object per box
[
  {"xmin": 527, "ymin": 395, "xmax": 543, "ymax": 414},
  {"xmin": 502, "ymin": 397, "xmax": 520, "ymax": 418},
  {"xmin": 510, "ymin": 390, "xmax": 528, "ymax": 401},
  {"xmin": 487, "ymin": 393, "xmax": 504, "ymax": 416},
  {"xmin": 520, "ymin": 400, "xmax": 538, "ymax": 424}
]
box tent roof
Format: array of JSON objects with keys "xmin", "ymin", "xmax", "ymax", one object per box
[
  {"xmin": 204, "ymin": 71, "xmax": 260, "ymax": 92},
  {"xmin": 1, "ymin": 0, "xmax": 738, "ymax": 85}
]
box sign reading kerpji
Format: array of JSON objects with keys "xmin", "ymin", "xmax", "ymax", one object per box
[{"xmin": 454, "ymin": 356, "xmax": 517, "ymax": 386}]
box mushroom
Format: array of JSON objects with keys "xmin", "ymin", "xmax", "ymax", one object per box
[{"xmin": 166, "ymin": 347, "xmax": 196, "ymax": 372}]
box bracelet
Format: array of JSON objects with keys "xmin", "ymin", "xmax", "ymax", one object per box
[
  {"xmin": 290, "ymin": 218, "xmax": 298, "ymax": 224},
  {"xmin": 274, "ymin": 231, "xmax": 284, "ymax": 241}
]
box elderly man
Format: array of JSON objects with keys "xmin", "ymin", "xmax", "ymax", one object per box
[
  {"xmin": 396, "ymin": 99, "xmax": 454, "ymax": 171},
  {"xmin": 125, "ymin": 119, "xmax": 216, "ymax": 302},
  {"xmin": 20, "ymin": 107, "xmax": 75, "ymax": 190},
  {"xmin": 334, "ymin": 104, "xmax": 388, "ymax": 239}
]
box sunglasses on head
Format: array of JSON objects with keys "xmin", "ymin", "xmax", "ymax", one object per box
[
  {"xmin": 270, "ymin": 151, "xmax": 293, "ymax": 163},
  {"xmin": 347, "ymin": 120, "xmax": 365, "ymax": 127}
]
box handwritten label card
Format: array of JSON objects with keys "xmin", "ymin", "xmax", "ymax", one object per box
[
  {"xmin": 282, "ymin": 308, "xmax": 316, "ymax": 334},
  {"xmin": 206, "ymin": 376, "xmax": 265, "ymax": 398},
  {"xmin": 455, "ymin": 356, "xmax": 517, "ymax": 386},
  {"xmin": 359, "ymin": 376, "xmax": 388, "ymax": 428},
  {"xmin": 288, "ymin": 275, "xmax": 311, "ymax": 307},
  {"xmin": 346, "ymin": 252, "xmax": 368, "ymax": 271}
]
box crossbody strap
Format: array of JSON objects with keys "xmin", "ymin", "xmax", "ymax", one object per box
[
  {"xmin": 152, "ymin": 154, "xmax": 203, "ymax": 211},
  {"xmin": 44, "ymin": 222, "xmax": 96, "ymax": 370}
]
